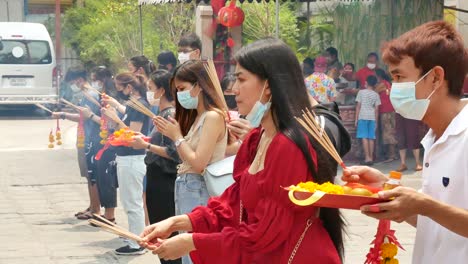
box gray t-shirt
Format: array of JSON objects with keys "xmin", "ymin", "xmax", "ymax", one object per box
[{"xmin": 356, "ymin": 89, "xmax": 381, "ymax": 120}]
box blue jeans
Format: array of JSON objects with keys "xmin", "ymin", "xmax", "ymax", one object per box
[{"xmin": 175, "ymin": 173, "xmax": 209, "ymax": 264}]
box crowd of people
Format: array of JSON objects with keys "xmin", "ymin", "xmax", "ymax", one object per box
[
  {"xmin": 302, "ymin": 46, "xmax": 432, "ymax": 169},
  {"xmin": 51, "ymin": 20, "xmax": 468, "ymax": 264}
]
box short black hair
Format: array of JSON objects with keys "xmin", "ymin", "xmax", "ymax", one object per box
[
  {"xmin": 157, "ymin": 51, "xmax": 177, "ymax": 69},
  {"xmin": 303, "ymin": 57, "xmax": 314, "ymax": 68},
  {"xmin": 178, "ymin": 33, "xmax": 202, "ymax": 52},
  {"xmin": 326, "ymin": 47, "xmax": 338, "ymax": 57},
  {"xmin": 343, "ymin": 62, "xmax": 355, "ymax": 71},
  {"xmin": 94, "ymin": 66, "xmax": 113, "ymax": 81},
  {"xmin": 65, "ymin": 66, "xmax": 87, "ymax": 82},
  {"xmin": 367, "ymin": 52, "xmax": 379, "ymax": 61},
  {"xmin": 366, "ymin": 75, "xmax": 378, "ymax": 87}
]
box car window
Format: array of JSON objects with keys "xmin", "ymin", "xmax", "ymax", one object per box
[{"xmin": 0, "ymin": 40, "xmax": 52, "ymax": 64}]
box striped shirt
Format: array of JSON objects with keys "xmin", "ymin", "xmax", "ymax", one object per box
[{"xmin": 356, "ymin": 89, "xmax": 381, "ymax": 120}]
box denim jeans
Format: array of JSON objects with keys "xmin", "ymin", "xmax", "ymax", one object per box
[
  {"xmin": 175, "ymin": 173, "xmax": 210, "ymax": 264},
  {"xmin": 116, "ymin": 155, "xmax": 146, "ymax": 249}
]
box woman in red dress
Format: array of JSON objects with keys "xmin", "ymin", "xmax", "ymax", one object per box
[{"xmin": 139, "ymin": 38, "xmax": 345, "ymax": 264}]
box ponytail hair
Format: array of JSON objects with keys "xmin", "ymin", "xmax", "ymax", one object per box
[
  {"xmin": 115, "ymin": 72, "xmax": 147, "ymax": 98},
  {"xmin": 130, "ymin": 55, "xmax": 157, "ymax": 77}
]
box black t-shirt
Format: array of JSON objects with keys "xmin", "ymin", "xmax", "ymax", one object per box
[
  {"xmin": 116, "ymin": 97, "xmax": 150, "ymax": 156},
  {"xmin": 144, "ymin": 107, "xmax": 180, "ymax": 174}
]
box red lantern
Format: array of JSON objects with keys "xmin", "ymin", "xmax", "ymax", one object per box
[{"xmin": 218, "ymin": 0, "xmax": 244, "ymax": 28}]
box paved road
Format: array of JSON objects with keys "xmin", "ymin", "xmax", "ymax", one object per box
[{"xmin": 0, "ymin": 109, "xmax": 420, "ymax": 264}]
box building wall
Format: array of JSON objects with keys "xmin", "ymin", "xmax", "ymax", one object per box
[
  {"xmin": 0, "ymin": 0, "xmax": 24, "ymax": 22},
  {"xmin": 443, "ymin": 0, "xmax": 468, "ymax": 46}
]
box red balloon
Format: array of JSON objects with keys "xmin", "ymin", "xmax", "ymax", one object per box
[{"xmin": 218, "ymin": 1, "xmax": 244, "ymax": 28}]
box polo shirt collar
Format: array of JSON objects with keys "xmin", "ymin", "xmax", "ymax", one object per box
[{"xmin": 422, "ymin": 99, "xmax": 468, "ymax": 150}]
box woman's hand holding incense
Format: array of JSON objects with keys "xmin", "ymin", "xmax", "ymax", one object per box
[
  {"xmin": 102, "ymin": 95, "xmax": 120, "ymax": 108},
  {"xmin": 227, "ymin": 118, "xmax": 252, "ymax": 140},
  {"xmin": 360, "ymin": 186, "xmax": 431, "ymax": 223},
  {"xmin": 154, "ymin": 116, "xmax": 182, "ymax": 141},
  {"xmin": 148, "ymin": 234, "xmax": 196, "ymax": 260},
  {"xmin": 140, "ymin": 218, "xmax": 176, "ymax": 247},
  {"xmin": 129, "ymin": 135, "xmax": 147, "ymax": 150},
  {"xmin": 77, "ymin": 106, "xmax": 92, "ymax": 119},
  {"xmin": 342, "ymin": 166, "xmax": 388, "ymax": 188}
]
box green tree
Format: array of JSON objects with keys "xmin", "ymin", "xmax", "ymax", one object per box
[
  {"xmin": 241, "ymin": 1, "xmax": 299, "ymax": 52},
  {"xmin": 62, "ymin": 0, "xmax": 195, "ymax": 70}
]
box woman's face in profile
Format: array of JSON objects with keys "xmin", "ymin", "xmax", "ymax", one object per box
[{"xmin": 232, "ymin": 64, "xmax": 271, "ymax": 116}]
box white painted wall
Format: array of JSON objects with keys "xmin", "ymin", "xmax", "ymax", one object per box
[
  {"xmin": 458, "ymin": 0, "xmax": 468, "ymax": 46},
  {"xmin": 0, "ymin": 0, "xmax": 24, "ymax": 22}
]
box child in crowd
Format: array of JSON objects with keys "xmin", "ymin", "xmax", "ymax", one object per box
[{"xmin": 355, "ymin": 75, "xmax": 381, "ymax": 165}]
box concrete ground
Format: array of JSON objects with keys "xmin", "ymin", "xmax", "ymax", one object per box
[{"xmin": 0, "ymin": 111, "xmax": 420, "ymax": 263}]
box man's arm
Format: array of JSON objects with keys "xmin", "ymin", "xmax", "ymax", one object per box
[{"xmin": 421, "ymin": 198, "xmax": 468, "ymax": 238}]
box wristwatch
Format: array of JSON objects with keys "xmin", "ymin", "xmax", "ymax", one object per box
[
  {"xmin": 146, "ymin": 143, "xmax": 151, "ymax": 150},
  {"xmin": 174, "ymin": 138, "xmax": 186, "ymax": 148}
]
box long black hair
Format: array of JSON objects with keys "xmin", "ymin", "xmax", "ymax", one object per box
[{"xmin": 235, "ymin": 38, "xmax": 345, "ymax": 259}]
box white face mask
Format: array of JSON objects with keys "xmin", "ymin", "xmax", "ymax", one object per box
[
  {"xmin": 367, "ymin": 63, "xmax": 377, "ymax": 70},
  {"xmin": 245, "ymin": 82, "xmax": 271, "ymax": 128},
  {"xmin": 390, "ymin": 69, "xmax": 435, "ymax": 120},
  {"xmin": 147, "ymin": 91, "xmax": 162, "ymax": 106},
  {"xmin": 178, "ymin": 52, "xmax": 191, "ymax": 64},
  {"xmin": 91, "ymin": 81, "xmax": 103, "ymax": 91}
]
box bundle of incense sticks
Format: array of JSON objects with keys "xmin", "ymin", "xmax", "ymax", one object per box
[
  {"xmin": 295, "ymin": 109, "xmax": 346, "ymax": 169},
  {"xmin": 82, "ymin": 90, "xmax": 102, "ymax": 108},
  {"xmin": 60, "ymin": 98, "xmax": 81, "ymax": 111},
  {"xmin": 89, "ymin": 214, "xmax": 143, "ymax": 243},
  {"xmin": 101, "ymin": 108, "xmax": 127, "ymax": 128},
  {"xmin": 85, "ymin": 84, "xmax": 103, "ymax": 96},
  {"xmin": 203, "ymin": 59, "xmax": 229, "ymax": 113},
  {"xmin": 35, "ymin": 103, "xmax": 53, "ymax": 113},
  {"xmin": 127, "ymin": 97, "xmax": 155, "ymax": 118}
]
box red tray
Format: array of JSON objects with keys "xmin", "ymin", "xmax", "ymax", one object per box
[{"xmin": 287, "ymin": 189, "xmax": 389, "ymax": 210}]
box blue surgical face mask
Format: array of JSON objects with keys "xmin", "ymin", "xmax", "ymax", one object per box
[
  {"xmin": 177, "ymin": 83, "xmax": 199, "ymax": 109},
  {"xmin": 390, "ymin": 69, "xmax": 436, "ymax": 120},
  {"xmin": 246, "ymin": 82, "xmax": 271, "ymax": 128}
]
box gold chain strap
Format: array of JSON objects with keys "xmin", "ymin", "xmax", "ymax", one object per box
[
  {"xmin": 239, "ymin": 200, "xmax": 313, "ymax": 264},
  {"xmin": 287, "ymin": 218, "xmax": 313, "ymax": 264}
]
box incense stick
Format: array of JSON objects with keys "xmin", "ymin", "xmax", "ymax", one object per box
[
  {"xmin": 127, "ymin": 97, "xmax": 155, "ymax": 118},
  {"xmin": 35, "ymin": 103, "xmax": 53, "ymax": 113},
  {"xmin": 84, "ymin": 83, "xmax": 103, "ymax": 96},
  {"xmin": 60, "ymin": 98, "xmax": 81, "ymax": 111},
  {"xmin": 92, "ymin": 214, "xmax": 128, "ymax": 231},
  {"xmin": 81, "ymin": 90, "xmax": 102, "ymax": 108},
  {"xmin": 102, "ymin": 108, "xmax": 127, "ymax": 128},
  {"xmin": 296, "ymin": 108, "xmax": 346, "ymax": 169},
  {"xmin": 203, "ymin": 60, "xmax": 229, "ymax": 112},
  {"xmin": 88, "ymin": 219, "xmax": 142, "ymax": 242}
]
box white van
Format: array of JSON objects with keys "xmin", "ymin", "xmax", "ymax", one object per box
[{"xmin": 0, "ymin": 22, "xmax": 58, "ymax": 105}]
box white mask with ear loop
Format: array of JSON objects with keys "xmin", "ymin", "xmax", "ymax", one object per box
[{"xmin": 245, "ymin": 82, "xmax": 272, "ymax": 128}]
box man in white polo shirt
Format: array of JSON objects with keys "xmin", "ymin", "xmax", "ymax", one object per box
[{"xmin": 342, "ymin": 20, "xmax": 468, "ymax": 264}]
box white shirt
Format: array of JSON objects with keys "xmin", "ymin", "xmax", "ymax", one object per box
[{"xmin": 412, "ymin": 101, "xmax": 468, "ymax": 264}]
